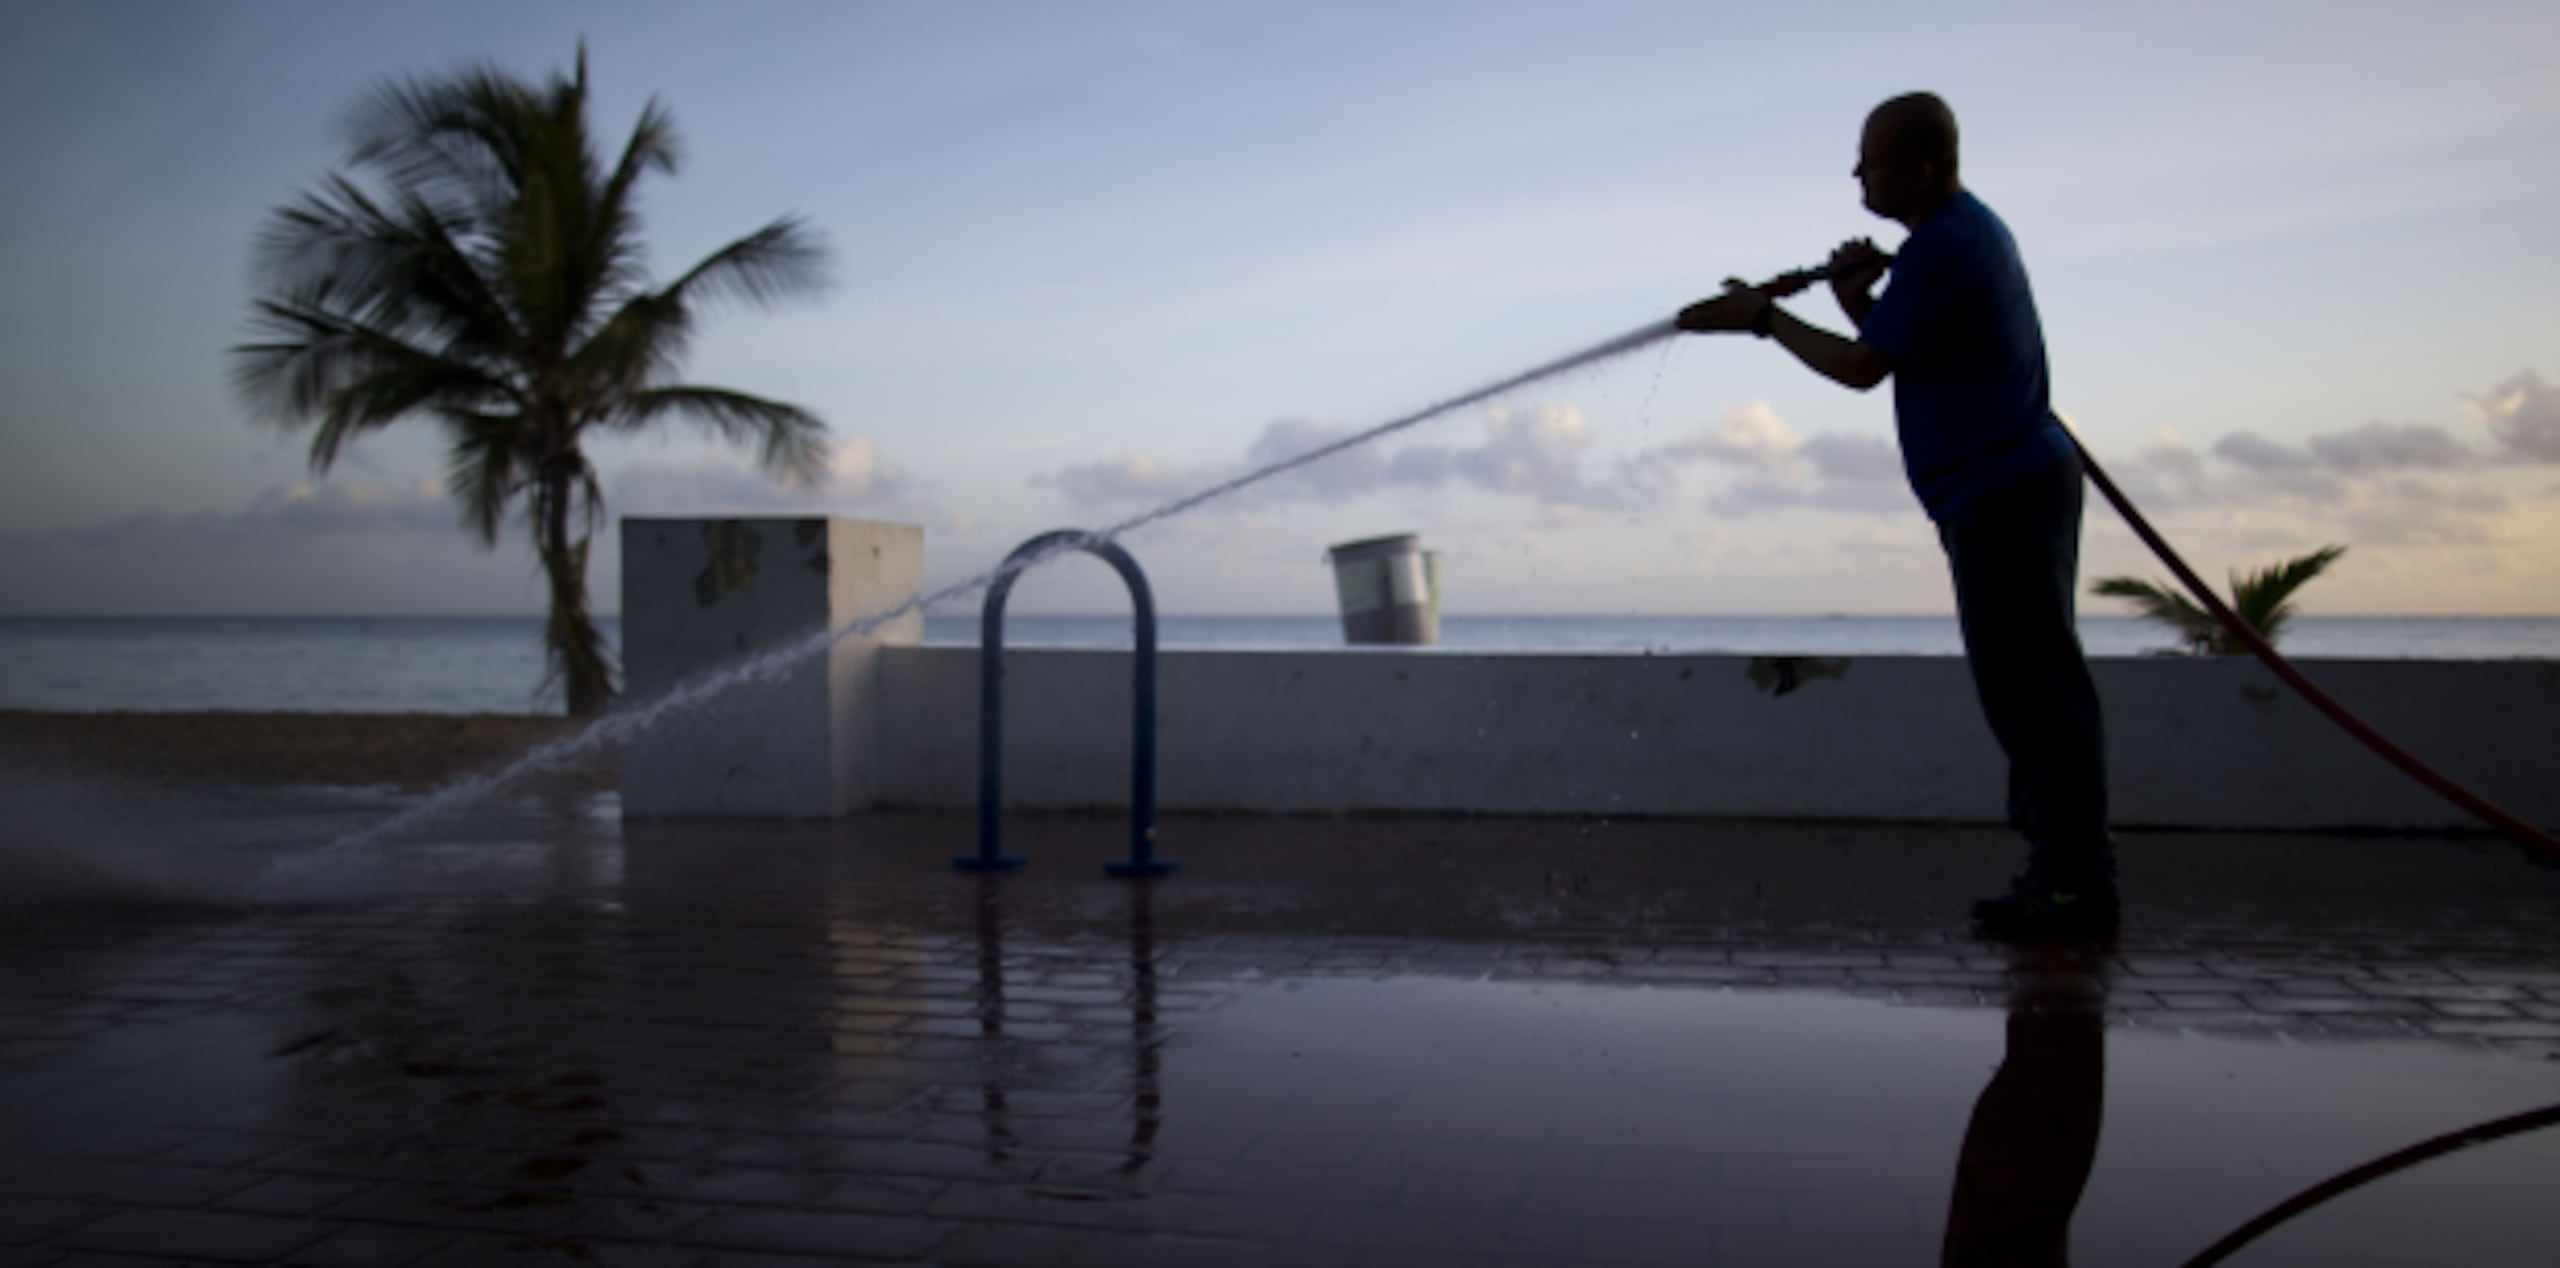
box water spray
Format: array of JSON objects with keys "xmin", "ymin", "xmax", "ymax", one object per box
[
  {"xmin": 249, "ymin": 305, "xmax": 1699, "ymax": 896},
  {"xmin": 250, "ymin": 252, "xmax": 2556, "ymax": 898}
]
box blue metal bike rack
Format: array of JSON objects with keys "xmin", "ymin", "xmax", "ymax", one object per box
[{"xmin": 956, "ymin": 530, "xmax": 1177, "ymax": 878}]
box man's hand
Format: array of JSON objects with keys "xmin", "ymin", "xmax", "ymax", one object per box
[
  {"xmin": 1675, "ymin": 279, "xmax": 1770, "ymax": 334},
  {"xmin": 1829, "ymin": 238, "xmax": 1887, "ymax": 305}
]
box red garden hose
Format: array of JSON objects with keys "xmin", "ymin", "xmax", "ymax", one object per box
[
  {"xmin": 2070, "ymin": 437, "xmax": 2560, "ymax": 858},
  {"xmin": 1756, "ymin": 254, "xmax": 2552, "ymax": 856}
]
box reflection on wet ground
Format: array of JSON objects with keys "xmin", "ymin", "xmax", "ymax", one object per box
[{"xmin": 3, "ymin": 809, "xmax": 2558, "ymax": 1265}]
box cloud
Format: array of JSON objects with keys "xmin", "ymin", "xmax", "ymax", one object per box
[
  {"xmin": 1243, "ymin": 418, "xmax": 1393, "ymax": 501},
  {"xmin": 2211, "ymin": 370, "xmax": 2560, "ymax": 481},
  {"xmin": 1043, "ymin": 404, "xmax": 1618, "ymax": 511},
  {"xmin": 2146, "ymin": 370, "xmax": 2557, "ymax": 554},
  {"xmin": 2212, "ymin": 423, "xmax": 2477, "ymax": 486},
  {"xmin": 2387, "ymin": 479, "xmax": 2508, "ymax": 514},
  {"xmin": 1645, "ymin": 401, "xmax": 1808, "ymax": 477},
  {"xmin": 610, "ymin": 436, "xmax": 913, "ymax": 516},
  {"xmin": 1412, "ymin": 405, "xmax": 1601, "ymax": 505},
  {"xmin": 1800, "ymin": 432, "xmax": 1901, "ymax": 483},
  {"xmin": 601, "ymin": 437, "xmax": 963, "ymax": 539},
  {"xmin": 60, "ymin": 477, "xmax": 459, "ymax": 549},
  {"xmin": 68, "ymin": 430, "xmax": 928, "ymax": 554},
  {"xmin": 2099, "ymin": 391, "xmax": 2536, "ymax": 562},
  {"xmin": 1709, "ymin": 475, "xmax": 1914, "ymax": 516},
  {"xmin": 2306, "ymin": 421, "xmax": 2473, "ymax": 472},
  {"xmin": 2343, "ymin": 501, "xmax": 2499, "ymax": 547},
  {"xmin": 1634, "ymin": 404, "xmax": 1904, "ymax": 517},
  {"xmin": 53, "ymin": 433, "xmax": 937, "ymax": 561},
  {"xmin": 1037, "ymin": 452, "xmax": 1226, "ymax": 507},
  {"xmin": 2213, "ymin": 431, "xmax": 2317, "ymax": 473},
  {"xmin": 1037, "ymin": 398, "xmax": 1915, "ymax": 526},
  {"xmin": 8, "ymin": 477, "xmax": 546, "ymax": 613},
  {"xmin": 2133, "ymin": 428, "xmax": 2202, "ymax": 486},
  {"xmin": 2464, "ymin": 370, "xmax": 2560, "ymax": 463},
  {"xmin": 2092, "ymin": 427, "xmax": 2214, "ymax": 510}
]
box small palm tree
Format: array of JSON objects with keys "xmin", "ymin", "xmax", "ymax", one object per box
[
  {"xmin": 2093, "ymin": 544, "xmax": 2348, "ymax": 655},
  {"xmin": 234, "ymin": 47, "xmax": 830, "ymax": 715}
]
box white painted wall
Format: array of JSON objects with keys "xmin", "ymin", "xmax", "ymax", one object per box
[
  {"xmin": 620, "ymin": 517, "xmax": 920, "ymax": 817},
  {"xmin": 875, "ymin": 647, "xmax": 2560, "ymax": 832},
  {"xmin": 610, "ymin": 515, "xmax": 2552, "ymax": 831}
]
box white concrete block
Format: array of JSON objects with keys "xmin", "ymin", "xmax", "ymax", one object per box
[{"xmin": 619, "ymin": 517, "xmax": 922, "ymax": 818}]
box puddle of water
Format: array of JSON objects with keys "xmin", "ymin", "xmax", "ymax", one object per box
[
  {"xmin": 1155, "ymin": 977, "xmax": 2560, "ymax": 1267},
  {"xmin": 2089, "ymin": 1026, "xmax": 2560, "ymax": 1267},
  {"xmin": 14, "ymin": 847, "xmax": 2555, "ymax": 1267}
]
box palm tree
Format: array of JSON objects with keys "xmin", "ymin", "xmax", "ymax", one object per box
[
  {"xmin": 234, "ymin": 47, "xmax": 830, "ymax": 715},
  {"xmin": 2092, "ymin": 544, "xmax": 2348, "ymax": 655}
]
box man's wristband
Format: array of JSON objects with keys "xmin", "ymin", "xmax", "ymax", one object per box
[{"xmin": 1751, "ymin": 300, "xmax": 1777, "ymax": 339}]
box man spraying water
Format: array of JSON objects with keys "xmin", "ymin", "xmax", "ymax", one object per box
[{"xmin": 1677, "ymin": 92, "xmax": 2117, "ymax": 936}]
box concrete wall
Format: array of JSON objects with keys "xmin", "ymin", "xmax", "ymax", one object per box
[
  {"xmin": 876, "ymin": 647, "xmax": 2559, "ymax": 832},
  {"xmin": 620, "ymin": 517, "xmax": 921, "ymax": 817}
]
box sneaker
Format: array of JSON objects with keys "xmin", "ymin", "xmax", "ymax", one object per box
[{"xmin": 1971, "ymin": 873, "xmax": 2120, "ymax": 938}]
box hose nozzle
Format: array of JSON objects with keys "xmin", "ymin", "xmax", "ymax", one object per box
[{"xmin": 1749, "ymin": 253, "xmax": 1894, "ymax": 299}]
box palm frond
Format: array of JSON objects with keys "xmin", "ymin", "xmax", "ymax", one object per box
[
  {"xmin": 2092, "ymin": 576, "xmax": 2220, "ymax": 653},
  {"xmin": 565, "ymin": 290, "xmax": 692, "ymax": 409},
  {"xmin": 2094, "ymin": 543, "xmax": 2348, "ymax": 654},
  {"xmin": 251, "ymin": 176, "xmax": 522, "ymax": 367},
  {"xmin": 662, "ymin": 216, "xmax": 830, "ymax": 312},
  {"xmin": 234, "ymin": 294, "xmax": 517, "ymax": 469},
  {"xmin": 345, "ymin": 62, "xmax": 537, "ymax": 208},
  {"xmin": 254, "ymin": 175, "xmax": 419, "ymax": 305},
  {"xmin": 2230, "ymin": 544, "xmax": 2348, "ymax": 647},
  {"xmin": 589, "ymin": 97, "xmax": 678, "ymax": 300},
  {"xmin": 621, "ymin": 386, "xmax": 829, "ymax": 483}
]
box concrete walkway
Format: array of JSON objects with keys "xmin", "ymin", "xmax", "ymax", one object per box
[{"xmin": 5, "ymin": 810, "xmax": 2559, "ymax": 1265}]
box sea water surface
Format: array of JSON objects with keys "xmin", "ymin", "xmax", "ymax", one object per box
[{"xmin": 0, "ymin": 614, "xmax": 2551, "ymax": 714}]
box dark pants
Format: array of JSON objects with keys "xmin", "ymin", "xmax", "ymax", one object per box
[{"xmin": 1937, "ymin": 452, "xmax": 2115, "ymax": 884}]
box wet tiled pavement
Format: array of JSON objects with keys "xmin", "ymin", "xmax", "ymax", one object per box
[{"xmin": 5, "ymin": 808, "xmax": 2560, "ymax": 1265}]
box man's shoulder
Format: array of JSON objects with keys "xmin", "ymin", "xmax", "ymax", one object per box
[
  {"xmin": 1907, "ymin": 192, "xmax": 2018, "ymax": 272},
  {"xmin": 1917, "ymin": 192, "xmax": 2003, "ymax": 245}
]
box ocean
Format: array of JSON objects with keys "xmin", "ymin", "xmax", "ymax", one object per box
[{"xmin": 0, "ymin": 614, "xmax": 2551, "ymax": 715}]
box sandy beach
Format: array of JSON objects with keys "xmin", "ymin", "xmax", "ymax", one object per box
[{"xmin": 0, "ymin": 711, "xmax": 615, "ymax": 794}]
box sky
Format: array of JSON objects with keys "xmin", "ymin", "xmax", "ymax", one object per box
[{"xmin": 2, "ymin": 0, "xmax": 2556, "ymax": 618}]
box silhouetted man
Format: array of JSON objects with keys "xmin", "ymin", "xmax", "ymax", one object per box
[{"xmin": 1677, "ymin": 92, "xmax": 2116, "ymax": 934}]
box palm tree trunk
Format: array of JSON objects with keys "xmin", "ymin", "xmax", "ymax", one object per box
[{"xmin": 537, "ymin": 462, "xmax": 615, "ymax": 717}]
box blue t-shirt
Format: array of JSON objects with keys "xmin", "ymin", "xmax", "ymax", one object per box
[{"xmin": 1856, "ymin": 190, "xmax": 2071, "ymax": 520}]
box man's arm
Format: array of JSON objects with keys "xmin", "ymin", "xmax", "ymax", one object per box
[
  {"xmin": 1770, "ymin": 307, "xmax": 1891, "ymax": 392},
  {"xmin": 1836, "ymin": 289, "xmax": 1877, "ymax": 330},
  {"xmin": 1675, "ymin": 288, "xmax": 1892, "ymax": 392}
]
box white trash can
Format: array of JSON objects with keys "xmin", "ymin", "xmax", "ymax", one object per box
[{"xmin": 1326, "ymin": 534, "xmax": 1439, "ymax": 645}]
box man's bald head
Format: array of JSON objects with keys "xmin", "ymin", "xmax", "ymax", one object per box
[
  {"xmin": 1855, "ymin": 92, "xmax": 1962, "ymax": 224},
  {"xmin": 1868, "ymin": 92, "xmax": 1959, "ymax": 176}
]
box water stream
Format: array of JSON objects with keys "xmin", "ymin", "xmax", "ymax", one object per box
[{"xmin": 247, "ymin": 318, "xmax": 1679, "ymax": 897}]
